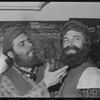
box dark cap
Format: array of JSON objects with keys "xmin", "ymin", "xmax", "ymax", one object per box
[
  {"xmin": 3, "ymin": 27, "xmax": 24, "ymax": 56},
  {"xmin": 61, "ymin": 20, "xmax": 88, "ymax": 36}
]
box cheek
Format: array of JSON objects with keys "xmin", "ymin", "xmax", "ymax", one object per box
[
  {"xmin": 74, "ymin": 41, "xmax": 83, "ymax": 48},
  {"xmin": 63, "ymin": 42, "xmax": 68, "ymax": 48},
  {"xmin": 15, "ymin": 48, "xmax": 28, "ymax": 55}
]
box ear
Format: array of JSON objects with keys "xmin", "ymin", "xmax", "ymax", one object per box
[{"xmin": 7, "ymin": 51, "xmax": 15, "ymax": 58}]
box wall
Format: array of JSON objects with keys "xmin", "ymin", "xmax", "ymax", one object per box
[{"xmin": 0, "ymin": 2, "xmax": 99, "ymax": 21}]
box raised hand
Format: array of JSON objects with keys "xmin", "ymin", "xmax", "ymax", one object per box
[{"xmin": 43, "ymin": 63, "xmax": 68, "ymax": 88}]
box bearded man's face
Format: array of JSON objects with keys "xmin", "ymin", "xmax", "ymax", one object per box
[
  {"xmin": 10, "ymin": 33, "xmax": 43, "ymax": 68},
  {"xmin": 60, "ymin": 30, "xmax": 89, "ymax": 69}
]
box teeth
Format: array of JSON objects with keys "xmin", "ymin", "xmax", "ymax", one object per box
[{"xmin": 29, "ymin": 52, "xmax": 33, "ymax": 57}]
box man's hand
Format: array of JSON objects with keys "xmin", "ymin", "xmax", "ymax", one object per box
[{"xmin": 43, "ymin": 63, "xmax": 68, "ymax": 88}]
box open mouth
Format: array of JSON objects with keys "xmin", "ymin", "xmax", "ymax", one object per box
[
  {"xmin": 30, "ymin": 50, "xmax": 36, "ymax": 54},
  {"xmin": 30, "ymin": 47, "xmax": 35, "ymax": 53},
  {"xmin": 65, "ymin": 49, "xmax": 76, "ymax": 54},
  {"xmin": 27, "ymin": 48, "xmax": 36, "ymax": 56}
]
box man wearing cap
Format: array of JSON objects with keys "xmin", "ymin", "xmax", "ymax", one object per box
[
  {"xmin": 57, "ymin": 20, "xmax": 100, "ymax": 97},
  {"xmin": 0, "ymin": 26, "xmax": 68, "ymax": 97}
]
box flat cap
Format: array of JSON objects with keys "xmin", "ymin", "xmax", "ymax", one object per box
[
  {"xmin": 3, "ymin": 27, "xmax": 24, "ymax": 56},
  {"xmin": 61, "ymin": 20, "xmax": 88, "ymax": 36}
]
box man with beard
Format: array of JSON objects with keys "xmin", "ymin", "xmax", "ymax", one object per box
[
  {"xmin": 0, "ymin": 27, "xmax": 68, "ymax": 97},
  {"xmin": 57, "ymin": 20, "xmax": 100, "ymax": 97}
]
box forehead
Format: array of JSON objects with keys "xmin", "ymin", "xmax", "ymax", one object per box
[
  {"xmin": 13, "ymin": 33, "xmax": 28, "ymax": 45},
  {"xmin": 64, "ymin": 30, "xmax": 84, "ymax": 38}
]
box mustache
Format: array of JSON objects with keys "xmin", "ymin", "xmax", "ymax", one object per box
[
  {"xmin": 63, "ymin": 46, "xmax": 80, "ymax": 52},
  {"xmin": 27, "ymin": 47, "xmax": 36, "ymax": 54}
]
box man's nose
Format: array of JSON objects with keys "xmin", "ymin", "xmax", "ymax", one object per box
[
  {"xmin": 67, "ymin": 40, "xmax": 73, "ymax": 47},
  {"xmin": 26, "ymin": 41, "xmax": 32, "ymax": 47}
]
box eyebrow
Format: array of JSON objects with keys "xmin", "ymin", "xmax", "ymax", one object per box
[
  {"xmin": 18, "ymin": 40, "xmax": 25, "ymax": 46},
  {"xmin": 73, "ymin": 35, "xmax": 81, "ymax": 38},
  {"xmin": 18, "ymin": 37, "xmax": 30, "ymax": 45},
  {"xmin": 64, "ymin": 35, "xmax": 81, "ymax": 39}
]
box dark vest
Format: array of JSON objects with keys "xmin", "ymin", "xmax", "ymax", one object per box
[{"xmin": 58, "ymin": 59, "xmax": 97, "ymax": 97}]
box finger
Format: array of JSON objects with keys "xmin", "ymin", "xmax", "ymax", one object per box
[
  {"xmin": 53, "ymin": 67, "xmax": 68, "ymax": 76},
  {"xmin": 51, "ymin": 78, "xmax": 61, "ymax": 85},
  {"xmin": 45, "ymin": 63, "xmax": 50, "ymax": 72},
  {"xmin": 55, "ymin": 71, "xmax": 67, "ymax": 79},
  {"xmin": 53, "ymin": 70, "xmax": 66, "ymax": 78},
  {"xmin": 59, "ymin": 73, "xmax": 67, "ymax": 84},
  {"xmin": 61, "ymin": 72, "xmax": 67, "ymax": 78},
  {"xmin": 34, "ymin": 67, "xmax": 38, "ymax": 73},
  {"xmin": 60, "ymin": 72, "xmax": 67, "ymax": 81},
  {"xmin": 53, "ymin": 66, "xmax": 68, "ymax": 74}
]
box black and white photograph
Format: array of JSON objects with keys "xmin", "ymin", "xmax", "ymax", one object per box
[{"xmin": 0, "ymin": 2, "xmax": 100, "ymax": 98}]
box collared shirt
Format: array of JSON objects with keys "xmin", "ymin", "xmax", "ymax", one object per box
[{"xmin": 0, "ymin": 66, "xmax": 50, "ymax": 97}]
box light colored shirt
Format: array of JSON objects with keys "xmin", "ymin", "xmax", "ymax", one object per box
[{"xmin": 77, "ymin": 67, "xmax": 100, "ymax": 89}]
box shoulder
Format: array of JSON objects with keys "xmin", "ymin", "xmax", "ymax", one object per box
[
  {"xmin": 82, "ymin": 67, "xmax": 100, "ymax": 77},
  {"xmin": 77, "ymin": 67, "xmax": 100, "ymax": 89}
]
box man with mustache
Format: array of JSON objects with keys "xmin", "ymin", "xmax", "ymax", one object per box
[
  {"xmin": 0, "ymin": 27, "xmax": 68, "ymax": 97},
  {"xmin": 58, "ymin": 20, "xmax": 100, "ymax": 97}
]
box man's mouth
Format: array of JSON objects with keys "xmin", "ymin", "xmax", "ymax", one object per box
[
  {"xmin": 28, "ymin": 51, "xmax": 35, "ymax": 57},
  {"xmin": 28, "ymin": 48, "xmax": 36, "ymax": 55},
  {"xmin": 65, "ymin": 49, "xmax": 76, "ymax": 55},
  {"xmin": 30, "ymin": 47, "xmax": 35, "ymax": 52},
  {"xmin": 31, "ymin": 49, "xmax": 35, "ymax": 52}
]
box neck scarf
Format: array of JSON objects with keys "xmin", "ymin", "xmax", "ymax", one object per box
[{"xmin": 15, "ymin": 66, "xmax": 37, "ymax": 81}]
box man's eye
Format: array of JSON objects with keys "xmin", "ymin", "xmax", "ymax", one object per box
[
  {"xmin": 75, "ymin": 37, "xmax": 80, "ymax": 40},
  {"xmin": 20, "ymin": 43, "xmax": 24, "ymax": 46},
  {"xmin": 63, "ymin": 39, "xmax": 69, "ymax": 42}
]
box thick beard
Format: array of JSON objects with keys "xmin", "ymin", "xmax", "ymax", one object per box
[
  {"xmin": 13, "ymin": 51, "xmax": 44, "ymax": 68},
  {"xmin": 60, "ymin": 43, "xmax": 89, "ymax": 69}
]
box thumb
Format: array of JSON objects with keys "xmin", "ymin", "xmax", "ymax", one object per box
[{"xmin": 45, "ymin": 63, "xmax": 50, "ymax": 72}]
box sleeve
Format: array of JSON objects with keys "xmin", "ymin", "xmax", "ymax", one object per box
[
  {"xmin": 36, "ymin": 80, "xmax": 50, "ymax": 97},
  {"xmin": 77, "ymin": 67, "xmax": 100, "ymax": 97},
  {"xmin": 77, "ymin": 67, "xmax": 100, "ymax": 89}
]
